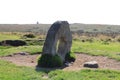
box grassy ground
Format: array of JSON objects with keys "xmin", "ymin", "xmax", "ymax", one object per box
[
  {"xmin": 0, "ymin": 60, "xmax": 120, "ymax": 80},
  {"xmin": 48, "ymin": 69, "xmax": 120, "ymax": 80},
  {"xmin": 0, "ymin": 33, "xmax": 20, "ymax": 41},
  {"xmin": 0, "ymin": 32, "xmax": 43, "ymax": 56},
  {"xmin": 0, "ymin": 40, "xmax": 120, "ymax": 80},
  {"xmin": 72, "ymin": 40, "xmax": 120, "ymax": 61},
  {"xmin": 0, "ymin": 46, "xmax": 42, "ymax": 56},
  {"xmin": 0, "ymin": 60, "xmax": 44, "ymax": 80},
  {"xmin": 0, "ymin": 33, "xmax": 120, "ymax": 80},
  {"xmin": 1, "ymin": 40, "xmax": 119, "ymax": 60}
]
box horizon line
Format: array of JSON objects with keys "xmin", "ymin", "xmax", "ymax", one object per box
[{"xmin": 0, "ymin": 22, "xmax": 120, "ymax": 26}]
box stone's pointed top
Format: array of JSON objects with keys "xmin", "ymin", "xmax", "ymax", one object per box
[
  {"xmin": 53, "ymin": 21, "xmax": 69, "ymax": 25},
  {"xmin": 55, "ymin": 20, "xmax": 68, "ymax": 23}
]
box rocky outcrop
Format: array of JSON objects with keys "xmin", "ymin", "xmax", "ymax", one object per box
[{"xmin": 42, "ymin": 21, "xmax": 72, "ymax": 62}]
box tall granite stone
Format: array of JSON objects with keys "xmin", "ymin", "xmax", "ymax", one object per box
[{"xmin": 42, "ymin": 21, "xmax": 72, "ymax": 62}]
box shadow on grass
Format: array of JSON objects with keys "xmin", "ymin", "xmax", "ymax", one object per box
[{"xmin": 35, "ymin": 65, "xmax": 67, "ymax": 74}]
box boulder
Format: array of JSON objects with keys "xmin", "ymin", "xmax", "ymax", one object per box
[
  {"xmin": 84, "ymin": 61, "xmax": 99, "ymax": 68},
  {"xmin": 42, "ymin": 21, "xmax": 72, "ymax": 62}
]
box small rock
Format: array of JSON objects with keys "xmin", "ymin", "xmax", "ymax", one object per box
[
  {"xmin": 42, "ymin": 74, "xmax": 49, "ymax": 79},
  {"xmin": 18, "ymin": 52, "xmax": 29, "ymax": 55},
  {"xmin": 6, "ymin": 54, "xmax": 13, "ymax": 57},
  {"xmin": 84, "ymin": 61, "xmax": 99, "ymax": 68},
  {"xmin": 65, "ymin": 62, "xmax": 73, "ymax": 67},
  {"xmin": 31, "ymin": 61, "xmax": 34, "ymax": 63}
]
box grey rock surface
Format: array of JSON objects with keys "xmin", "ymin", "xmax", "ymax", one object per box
[
  {"xmin": 42, "ymin": 21, "xmax": 72, "ymax": 62},
  {"xmin": 84, "ymin": 61, "xmax": 99, "ymax": 68}
]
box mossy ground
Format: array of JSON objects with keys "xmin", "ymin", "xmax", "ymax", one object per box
[
  {"xmin": 65, "ymin": 51, "xmax": 76, "ymax": 62},
  {"xmin": 37, "ymin": 54, "xmax": 63, "ymax": 68}
]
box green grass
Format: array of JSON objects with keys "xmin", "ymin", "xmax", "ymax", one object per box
[
  {"xmin": 0, "ymin": 33, "xmax": 120, "ymax": 80},
  {"xmin": 0, "ymin": 46, "xmax": 42, "ymax": 56},
  {"xmin": 48, "ymin": 69, "xmax": 120, "ymax": 80},
  {"xmin": 0, "ymin": 33, "xmax": 43, "ymax": 56},
  {"xmin": 0, "ymin": 59, "xmax": 120, "ymax": 80},
  {"xmin": 72, "ymin": 40, "xmax": 120, "ymax": 60},
  {"xmin": 0, "ymin": 40, "xmax": 120, "ymax": 61},
  {"xmin": 0, "ymin": 33, "xmax": 20, "ymax": 41},
  {"xmin": 0, "ymin": 60, "xmax": 45, "ymax": 80}
]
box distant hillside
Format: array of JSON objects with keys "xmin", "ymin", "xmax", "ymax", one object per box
[
  {"xmin": 71, "ymin": 23, "xmax": 120, "ymax": 33},
  {"xmin": 0, "ymin": 24, "xmax": 50, "ymax": 33},
  {"xmin": 0, "ymin": 23, "xmax": 120, "ymax": 33}
]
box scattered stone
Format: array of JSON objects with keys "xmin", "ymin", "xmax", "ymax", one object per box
[
  {"xmin": 31, "ymin": 61, "xmax": 34, "ymax": 63},
  {"xmin": 65, "ymin": 62, "xmax": 73, "ymax": 67},
  {"xmin": 84, "ymin": 61, "xmax": 99, "ymax": 68},
  {"xmin": 18, "ymin": 52, "xmax": 29, "ymax": 55}
]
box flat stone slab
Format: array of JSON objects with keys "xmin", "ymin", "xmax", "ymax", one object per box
[{"xmin": 84, "ymin": 61, "xmax": 99, "ymax": 68}]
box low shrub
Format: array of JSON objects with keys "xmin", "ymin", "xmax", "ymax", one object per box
[
  {"xmin": 117, "ymin": 38, "xmax": 120, "ymax": 42},
  {"xmin": 37, "ymin": 54, "xmax": 63, "ymax": 68},
  {"xmin": 0, "ymin": 40, "xmax": 26, "ymax": 46},
  {"xmin": 65, "ymin": 51, "xmax": 76, "ymax": 62},
  {"xmin": 23, "ymin": 34, "xmax": 35, "ymax": 38},
  {"xmin": 86, "ymin": 38, "xmax": 94, "ymax": 43},
  {"xmin": 25, "ymin": 40, "xmax": 44, "ymax": 46},
  {"xmin": 81, "ymin": 39, "xmax": 85, "ymax": 42},
  {"xmin": 102, "ymin": 41, "xmax": 109, "ymax": 45}
]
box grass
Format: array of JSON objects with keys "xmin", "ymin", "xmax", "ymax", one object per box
[
  {"xmin": 0, "ymin": 32, "xmax": 44, "ymax": 56},
  {"xmin": 0, "ymin": 60, "xmax": 45, "ymax": 80},
  {"xmin": 72, "ymin": 40, "xmax": 120, "ymax": 61},
  {"xmin": 0, "ymin": 32, "xmax": 43, "ymax": 41},
  {"xmin": 0, "ymin": 33, "xmax": 120, "ymax": 80},
  {"xmin": 0, "ymin": 59, "xmax": 120, "ymax": 80},
  {"xmin": 0, "ymin": 40, "xmax": 120, "ymax": 60},
  {"xmin": 0, "ymin": 39, "xmax": 120, "ymax": 80},
  {"xmin": 0, "ymin": 46, "xmax": 42, "ymax": 56},
  {"xmin": 0, "ymin": 33, "xmax": 20, "ymax": 41},
  {"xmin": 48, "ymin": 69, "xmax": 120, "ymax": 80}
]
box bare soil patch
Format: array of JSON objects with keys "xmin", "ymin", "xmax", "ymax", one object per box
[
  {"xmin": 0, "ymin": 53, "xmax": 39, "ymax": 67},
  {"xmin": 0, "ymin": 53, "xmax": 120, "ymax": 71}
]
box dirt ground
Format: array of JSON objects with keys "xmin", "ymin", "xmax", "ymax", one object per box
[{"xmin": 0, "ymin": 53, "xmax": 120, "ymax": 71}]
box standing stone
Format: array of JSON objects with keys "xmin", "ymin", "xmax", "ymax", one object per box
[{"xmin": 42, "ymin": 21, "xmax": 72, "ymax": 62}]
